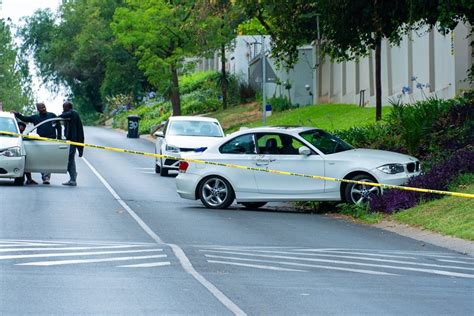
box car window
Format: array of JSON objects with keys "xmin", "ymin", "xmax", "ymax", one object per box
[
  {"xmin": 168, "ymin": 120, "xmax": 223, "ymax": 137},
  {"xmin": 220, "ymin": 134, "xmax": 256, "ymax": 154},
  {"xmin": 299, "ymin": 129, "xmax": 353, "ymax": 154},
  {"xmin": 256, "ymin": 133, "xmax": 306, "ymax": 155},
  {"xmin": 0, "ymin": 117, "xmax": 19, "ymax": 137}
]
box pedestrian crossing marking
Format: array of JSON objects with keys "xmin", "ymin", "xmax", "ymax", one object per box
[
  {"xmin": 199, "ymin": 246, "xmax": 474, "ymax": 279},
  {"xmin": 17, "ymin": 254, "xmax": 168, "ymax": 266},
  {"xmin": 0, "ymin": 239, "xmax": 170, "ymax": 269}
]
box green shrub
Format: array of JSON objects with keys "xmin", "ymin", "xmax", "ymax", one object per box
[
  {"xmin": 268, "ymin": 96, "xmax": 291, "ymax": 112},
  {"xmin": 386, "ymin": 97, "xmax": 452, "ymax": 156},
  {"xmin": 180, "ymin": 71, "xmax": 220, "ymax": 95},
  {"xmin": 182, "ymin": 89, "xmax": 221, "ymax": 114}
]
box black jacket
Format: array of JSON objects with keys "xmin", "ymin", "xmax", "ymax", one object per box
[
  {"xmin": 14, "ymin": 112, "xmax": 62, "ymax": 139},
  {"xmin": 59, "ymin": 109, "xmax": 85, "ymax": 156}
]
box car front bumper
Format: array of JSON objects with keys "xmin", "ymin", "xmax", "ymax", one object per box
[
  {"xmin": 0, "ymin": 156, "xmax": 25, "ymax": 178},
  {"xmin": 372, "ymin": 169, "xmax": 421, "ymax": 187},
  {"xmin": 176, "ymin": 173, "xmax": 201, "ymax": 200}
]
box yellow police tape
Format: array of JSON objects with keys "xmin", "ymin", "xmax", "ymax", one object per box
[{"xmin": 1, "ymin": 130, "xmax": 473, "ymax": 199}]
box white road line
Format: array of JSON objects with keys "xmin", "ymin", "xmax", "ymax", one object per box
[
  {"xmin": 437, "ymin": 259, "xmax": 474, "ymax": 265},
  {"xmin": 202, "ymin": 249, "xmax": 474, "ymax": 271},
  {"xmin": 118, "ymin": 262, "xmax": 171, "ymax": 268},
  {"xmin": 17, "ymin": 254, "xmax": 167, "ymax": 266},
  {"xmin": 202, "ymin": 250, "xmax": 474, "ymax": 279},
  {"xmin": 133, "ymin": 168, "xmax": 155, "ymax": 170},
  {"xmin": 0, "ymin": 239, "xmax": 154, "ymax": 246},
  {"xmin": 82, "ymin": 157, "xmax": 246, "ymax": 316},
  {"xmin": 207, "ymin": 260, "xmax": 306, "ymax": 272},
  {"xmin": 0, "ymin": 248, "xmax": 162, "ymax": 260},
  {"xmin": 0, "ymin": 245, "xmax": 149, "ymax": 253},
  {"xmin": 205, "ymin": 255, "xmax": 396, "ymax": 276},
  {"xmin": 299, "ymin": 250, "xmax": 418, "ymax": 259},
  {"xmin": 203, "ymin": 247, "xmax": 417, "ymax": 260}
]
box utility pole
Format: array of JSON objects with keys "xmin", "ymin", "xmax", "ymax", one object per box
[{"xmin": 261, "ymin": 35, "xmax": 266, "ymax": 126}]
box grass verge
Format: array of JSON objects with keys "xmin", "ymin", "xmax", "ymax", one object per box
[
  {"xmin": 391, "ymin": 173, "xmax": 474, "ymax": 241},
  {"xmin": 208, "ymin": 103, "xmax": 392, "ymax": 133}
]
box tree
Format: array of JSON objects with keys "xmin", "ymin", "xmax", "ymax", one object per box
[
  {"xmin": 0, "ymin": 19, "xmax": 33, "ymax": 113},
  {"xmin": 197, "ymin": 1, "xmax": 247, "ymax": 110},
  {"xmin": 112, "ymin": 0, "xmax": 207, "ymax": 116},
  {"xmin": 20, "ymin": 0, "xmax": 149, "ymax": 114}
]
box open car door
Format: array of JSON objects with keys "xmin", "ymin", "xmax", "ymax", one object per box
[{"xmin": 23, "ymin": 118, "xmax": 69, "ymax": 173}]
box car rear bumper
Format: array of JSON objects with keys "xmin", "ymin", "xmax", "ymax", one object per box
[
  {"xmin": 0, "ymin": 156, "xmax": 25, "ymax": 178},
  {"xmin": 176, "ymin": 173, "xmax": 200, "ymax": 200}
]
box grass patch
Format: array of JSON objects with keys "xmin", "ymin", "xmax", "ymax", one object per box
[
  {"xmin": 391, "ymin": 173, "xmax": 474, "ymax": 241},
  {"xmin": 336, "ymin": 204, "xmax": 384, "ymax": 224},
  {"xmin": 293, "ymin": 201, "xmax": 383, "ymax": 224},
  {"xmin": 210, "ymin": 103, "xmax": 392, "ymax": 133}
]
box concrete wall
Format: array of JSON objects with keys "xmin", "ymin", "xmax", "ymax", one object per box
[
  {"xmin": 316, "ymin": 23, "xmax": 472, "ymax": 106},
  {"xmin": 191, "ymin": 25, "xmax": 472, "ymax": 107}
]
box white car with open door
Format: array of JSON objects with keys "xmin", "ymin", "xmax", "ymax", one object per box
[
  {"xmin": 0, "ymin": 112, "xmax": 69, "ymax": 185},
  {"xmin": 176, "ymin": 126, "xmax": 421, "ymax": 209},
  {"xmin": 154, "ymin": 116, "xmax": 224, "ymax": 176}
]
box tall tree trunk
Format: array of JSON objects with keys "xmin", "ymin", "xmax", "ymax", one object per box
[
  {"xmin": 375, "ymin": 36, "xmax": 382, "ymax": 121},
  {"xmin": 221, "ymin": 43, "xmax": 228, "ymax": 110},
  {"xmin": 170, "ymin": 62, "xmax": 181, "ymax": 116}
]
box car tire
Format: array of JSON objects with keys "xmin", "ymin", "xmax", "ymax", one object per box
[
  {"xmin": 158, "ymin": 155, "xmax": 168, "ymax": 176},
  {"xmin": 13, "ymin": 176, "xmax": 25, "ymax": 186},
  {"xmin": 160, "ymin": 165, "xmax": 169, "ymax": 177},
  {"xmin": 240, "ymin": 202, "xmax": 267, "ymax": 209},
  {"xmin": 198, "ymin": 176, "xmax": 235, "ymax": 209},
  {"xmin": 343, "ymin": 174, "xmax": 381, "ymax": 205}
]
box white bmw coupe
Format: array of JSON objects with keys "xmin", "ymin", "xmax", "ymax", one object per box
[{"xmin": 176, "ymin": 126, "xmax": 421, "ymax": 209}]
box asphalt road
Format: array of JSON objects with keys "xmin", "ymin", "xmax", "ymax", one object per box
[{"xmin": 0, "ymin": 126, "xmax": 473, "ymax": 315}]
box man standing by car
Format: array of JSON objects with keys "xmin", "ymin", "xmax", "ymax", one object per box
[
  {"xmin": 12, "ymin": 102, "xmax": 62, "ymax": 184},
  {"xmin": 59, "ymin": 101, "xmax": 84, "ymax": 187}
]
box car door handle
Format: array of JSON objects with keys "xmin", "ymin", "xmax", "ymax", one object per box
[
  {"xmin": 256, "ymin": 159, "xmax": 274, "ymax": 166},
  {"xmin": 59, "ymin": 145, "xmax": 68, "ymax": 149}
]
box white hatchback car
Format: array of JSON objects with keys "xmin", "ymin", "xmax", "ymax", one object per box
[
  {"xmin": 0, "ymin": 112, "xmax": 69, "ymax": 185},
  {"xmin": 176, "ymin": 126, "xmax": 421, "ymax": 209},
  {"xmin": 154, "ymin": 116, "xmax": 224, "ymax": 176}
]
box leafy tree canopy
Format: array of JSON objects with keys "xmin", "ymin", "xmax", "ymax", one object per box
[
  {"xmin": 0, "ymin": 19, "xmax": 34, "ymax": 113},
  {"xmin": 112, "ymin": 0, "xmax": 217, "ymax": 115},
  {"xmin": 19, "ymin": 0, "xmax": 150, "ymax": 114}
]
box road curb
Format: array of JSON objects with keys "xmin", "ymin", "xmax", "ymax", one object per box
[{"xmin": 374, "ymin": 220, "xmax": 474, "ymax": 257}]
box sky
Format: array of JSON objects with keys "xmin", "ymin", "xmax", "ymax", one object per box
[{"xmin": 1, "ymin": 0, "xmax": 63, "ymax": 114}]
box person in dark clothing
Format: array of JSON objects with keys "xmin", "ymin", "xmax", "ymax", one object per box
[
  {"xmin": 13, "ymin": 102, "xmax": 62, "ymax": 184},
  {"xmin": 59, "ymin": 101, "xmax": 84, "ymax": 186},
  {"xmin": 17, "ymin": 121, "xmax": 37, "ymax": 185}
]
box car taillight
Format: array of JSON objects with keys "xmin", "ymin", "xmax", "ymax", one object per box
[{"xmin": 178, "ymin": 161, "xmax": 189, "ymax": 173}]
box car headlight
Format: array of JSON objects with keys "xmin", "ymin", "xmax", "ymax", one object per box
[
  {"xmin": 377, "ymin": 163, "xmax": 405, "ymax": 174},
  {"xmin": 0, "ymin": 147, "xmax": 22, "ymax": 157},
  {"xmin": 165, "ymin": 144, "xmax": 180, "ymax": 153}
]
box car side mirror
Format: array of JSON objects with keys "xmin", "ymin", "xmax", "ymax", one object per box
[
  {"xmin": 154, "ymin": 131, "xmax": 164, "ymax": 138},
  {"xmin": 298, "ymin": 146, "xmax": 311, "ymax": 156}
]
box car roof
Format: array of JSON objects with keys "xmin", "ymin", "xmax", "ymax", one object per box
[
  {"xmin": 168, "ymin": 116, "xmax": 219, "ymax": 123},
  {"xmin": 0, "ymin": 111, "xmax": 15, "ymax": 119},
  {"xmin": 233, "ymin": 125, "xmax": 316, "ymax": 136}
]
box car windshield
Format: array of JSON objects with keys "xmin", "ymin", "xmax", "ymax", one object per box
[
  {"xmin": 0, "ymin": 117, "xmax": 19, "ymax": 137},
  {"xmin": 168, "ymin": 120, "xmax": 223, "ymax": 137},
  {"xmin": 299, "ymin": 129, "xmax": 353, "ymax": 154}
]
